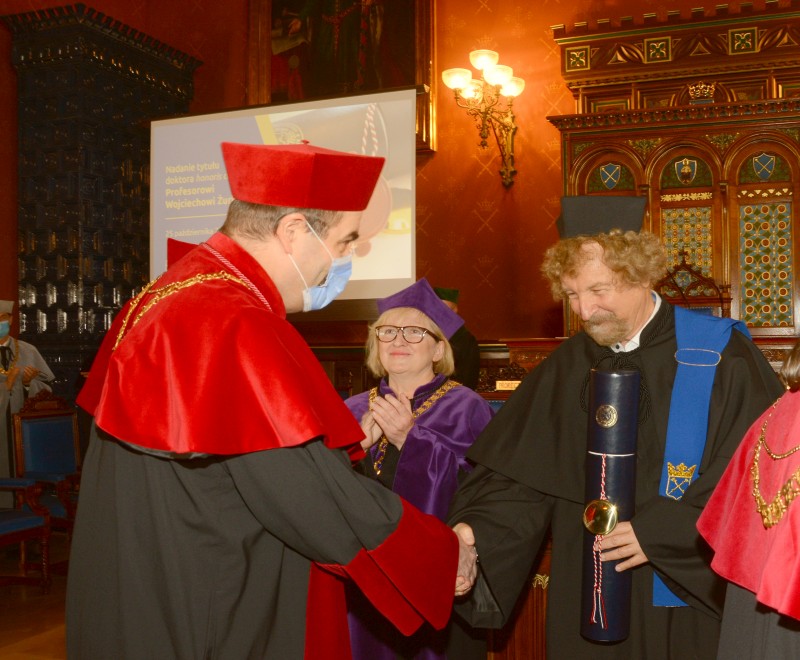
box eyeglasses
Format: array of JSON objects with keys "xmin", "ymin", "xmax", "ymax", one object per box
[{"xmin": 374, "ymin": 325, "xmax": 436, "ymax": 344}]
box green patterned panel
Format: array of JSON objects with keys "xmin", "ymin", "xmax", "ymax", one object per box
[
  {"xmin": 662, "ymin": 207, "xmax": 713, "ymax": 275},
  {"xmin": 587, "ymin": 162, "xmax": 635, "ymax": 192},
  {"xmin": 739, "ymin": 202, "xmax": 793, "ymax": 327},
  {"xmin": 738, "ymin": 153, "xmax": 791, "ymax": 184},
  {"xmin": 660, "ymin": 156, "xmax": 713, "ymax": 188}
]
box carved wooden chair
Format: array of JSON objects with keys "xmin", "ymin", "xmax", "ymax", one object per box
[
  {"xmin": 655, "ymin": 250, "xmax": 731, "ymax": 318},
  {"xmin": 12, "ymin": 390, "xmax": 81, "ymax": 539},
  {"xmin": 0, "ymin": 478, "xmax": 51, "ymax": 593}
]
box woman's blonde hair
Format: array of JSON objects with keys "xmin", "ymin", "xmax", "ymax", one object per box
[
  {"xmin": 365, "ymin": 308, "xmax": 455, "ymax": 379},
  {"xmin": 541, "ymin": 230, "xmax": 668, "ymax": 300}
]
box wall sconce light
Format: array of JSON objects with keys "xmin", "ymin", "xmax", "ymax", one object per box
[{"xmin": 441, "ymin": 50, "xmax": 525, "ymax": 187}]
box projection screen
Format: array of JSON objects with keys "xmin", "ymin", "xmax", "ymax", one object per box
[{"xmin": 150, "ymin": 87, "xmax": 417, "ymax": 304}]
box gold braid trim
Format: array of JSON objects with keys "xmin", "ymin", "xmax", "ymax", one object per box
[
  {"xmin": 114, "ymin": 272, "xmax": 252, "ymax": 350},
  {"xmin": 369, "ymin": 379, "xmax": 460, "ymax": 475},
  {"xmin": 751, "ymin": 397, "xmax": 800, "ymax": 529}
]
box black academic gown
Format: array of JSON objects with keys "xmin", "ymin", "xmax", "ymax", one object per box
[
  {"xmin": 449, "ymin": 302, "xmax": 783, "ymax": 659},
  {"xmin": 67, "ymin": 426, "xmax": 454, "ymax": 659}
]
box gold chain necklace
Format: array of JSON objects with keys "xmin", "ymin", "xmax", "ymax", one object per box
[
  {"xmin": 0, "ymin": 337, "xmax": 18, "ymax": 376},
  {"xmin": 113, "ymin": 272, "xmax": 253, "ymax": 350},
  {"xmin": 370, "ymin": 379, "xmax": 459, "ymax": 475},
  {"xmin": 751, "ymin": 397, "xmax": 800, "ymax": 528}
]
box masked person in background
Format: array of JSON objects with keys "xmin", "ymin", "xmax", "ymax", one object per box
[
  {"xmin": 67, "ymin": 142, "xmax": 478, "ymax": 660},
  {"xmin": 0, "ymin": 300, "xmax": 54, "ymax": 506}
]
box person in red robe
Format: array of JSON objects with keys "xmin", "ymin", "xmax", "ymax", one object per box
[
  {"xmin": 698, "ymin": 341, "xmax": 800, "ymax": 658},
  {"xmin": 66, "ymin": 142, "xmax": 477, "ymax": 659}
]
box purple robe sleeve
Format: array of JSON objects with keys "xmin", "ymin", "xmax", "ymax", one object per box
[{"xmin": 346, "ymin": 387, "xmax": 493, "ymax": 521}]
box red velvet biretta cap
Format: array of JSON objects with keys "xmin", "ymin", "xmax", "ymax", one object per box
[{"xmin": 221, "ymin": 141, "xmax": 385, "ymax": 211}]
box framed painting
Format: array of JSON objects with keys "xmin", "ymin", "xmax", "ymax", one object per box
[{"xmin": 248, "ymin": 0, "xmax": 435, "ymax": 153}]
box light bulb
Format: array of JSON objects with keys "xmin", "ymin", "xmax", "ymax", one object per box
[
  {"xmin": 469, "ymin": 49, "xmax": 499, "ymax": 71},
  {"xmin": 441, "ymin": 68, "xmax": 472, "ymax": 90},
  {"xmin": 484, "ymin": 65, "xmax": 513, "ymax": 87},
  {"xmin": 501, "ymin": 77, "xmax": 525, "ymax": 97},
  {"xmin": 460, "ymin": 79, "xmax": 484, "ymax": 100}
]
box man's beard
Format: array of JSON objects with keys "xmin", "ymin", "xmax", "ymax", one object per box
[{"xmin": 583, "ymin": 312, "xmax": 630, "ymax": 347}]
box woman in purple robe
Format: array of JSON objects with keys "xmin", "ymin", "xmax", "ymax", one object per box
[{"xmin": 344, "ymin": 278, "xmax": 493, "ymax": 660}]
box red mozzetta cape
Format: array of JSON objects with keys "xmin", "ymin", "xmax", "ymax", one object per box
[
  {"xmin": 78, "ymin": 231, "xmax": 365, "ymax": 456},
  {"xmin": 698, "ymin": 389, "xmax": 800, "ymax": 620}
]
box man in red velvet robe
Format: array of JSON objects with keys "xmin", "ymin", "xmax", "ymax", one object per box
[{"xmin": 66, "ymin": 142, "xmax": 476, "ymax": 659}]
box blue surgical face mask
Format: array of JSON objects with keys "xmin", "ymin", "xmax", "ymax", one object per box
[
  {"xmin": 0, "ymin": 321, "xmax": 9, "ymax": 339},
  {"xmin": 289, "ymin": 223, "xmax": 354, "ymax": 312}
]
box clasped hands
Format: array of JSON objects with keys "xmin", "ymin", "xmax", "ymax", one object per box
[
  {"xmin": 359, "ymin": 392, "xmax": 414, "ymax": 452},
  {"xmin": 453, "ymin": 522, "xmax": 478, "ymax": 597}
]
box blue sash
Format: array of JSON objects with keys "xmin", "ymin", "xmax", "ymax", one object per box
[{"xmin": 654, "ymin": 306, "xmax": 749, "ymax": 606}]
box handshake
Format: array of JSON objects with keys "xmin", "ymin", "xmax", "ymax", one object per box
[{"xmin": 453, "ymin": 522, "xmax": 478, "ymax": 597}]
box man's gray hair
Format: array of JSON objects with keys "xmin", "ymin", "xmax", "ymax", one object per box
[{"xmin": 220, "ymin": 200, "xmax": 343, "ymax": 241}]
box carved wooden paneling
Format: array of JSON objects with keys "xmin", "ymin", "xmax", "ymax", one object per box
[
  {"xmin": 549, "ymin": 3, "xmax": 800, "ymax": 339},
  {"xmin": 553, "ymin": 2, "xmax": 800, "ymax": 113}
]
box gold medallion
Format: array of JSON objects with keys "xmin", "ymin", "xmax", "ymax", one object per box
[
  {"xmin": 583, "ymin": 498, "xmax": 618, "ymax": 535},
  {"xmin": 595, "ymin": 404, "xmax": 618, "ymax": 428}
]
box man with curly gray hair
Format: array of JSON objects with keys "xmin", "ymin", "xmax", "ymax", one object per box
[{"xmin": 449, "ymin": 196, "xmax": 783, "ymax": 659}]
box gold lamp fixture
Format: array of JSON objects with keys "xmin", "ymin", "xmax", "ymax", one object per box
[{"xmin": 441, "ymin": 50, "xmax": 525, "ymax": 187}]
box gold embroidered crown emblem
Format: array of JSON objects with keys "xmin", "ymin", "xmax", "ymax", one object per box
[{"xmin": 667, "ymin": 462, "xmax": 696, "ymax": 480}]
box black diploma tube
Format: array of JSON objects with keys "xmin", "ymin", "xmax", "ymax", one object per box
[{"xmin": 580, "ymin": 369, "xmax": 640, "ymax": 642}]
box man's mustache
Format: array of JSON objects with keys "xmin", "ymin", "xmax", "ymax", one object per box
[{"xmin": 584, "ymin": 312, "xmax": 617, "ymax": 328}]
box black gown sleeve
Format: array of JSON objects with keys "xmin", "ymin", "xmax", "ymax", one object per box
[
  {"xmin": 227, "ymin": 439, "xmax": 460, "ymax": 635},
  {"xmin": 225, "ymin": 441, "xmax": 404, "ymax": 563},
  {"xmin": 448, "ymin": 465, "xmax": 554, "ymax": 627}
]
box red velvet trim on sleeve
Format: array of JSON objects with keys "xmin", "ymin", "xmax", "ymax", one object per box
[
  {"xmin": 305, "ymin": 564, "xmax": 352, "ymax": 660},
  {"xmin": 346, "ymin": 443, "xmax": 366, "ymax": 464},
  {"xmin": 317, "ymin": 500, "xmax": 458, "ymax": 636}
]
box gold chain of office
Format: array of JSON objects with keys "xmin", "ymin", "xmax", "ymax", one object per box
[
  {"xmin": 369, "ymin": 379, "xmax": 459, "ymax": 475},
  {"xmin": 113, "ymin": 272, "xmax": 253, "ymax": 350},
  {"xmin": 751, "ymin": 398, "xmax": 800, "ymax": 529}
]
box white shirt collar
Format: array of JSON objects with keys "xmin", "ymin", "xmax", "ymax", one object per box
[{"xmin": 610, "ymin": 292, "xmax": 661, "ymax": 353}]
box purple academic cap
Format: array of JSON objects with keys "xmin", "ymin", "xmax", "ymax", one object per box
[{"xmin": 376, "ymin": 278, "xmax": 464, "ymax": 339}]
